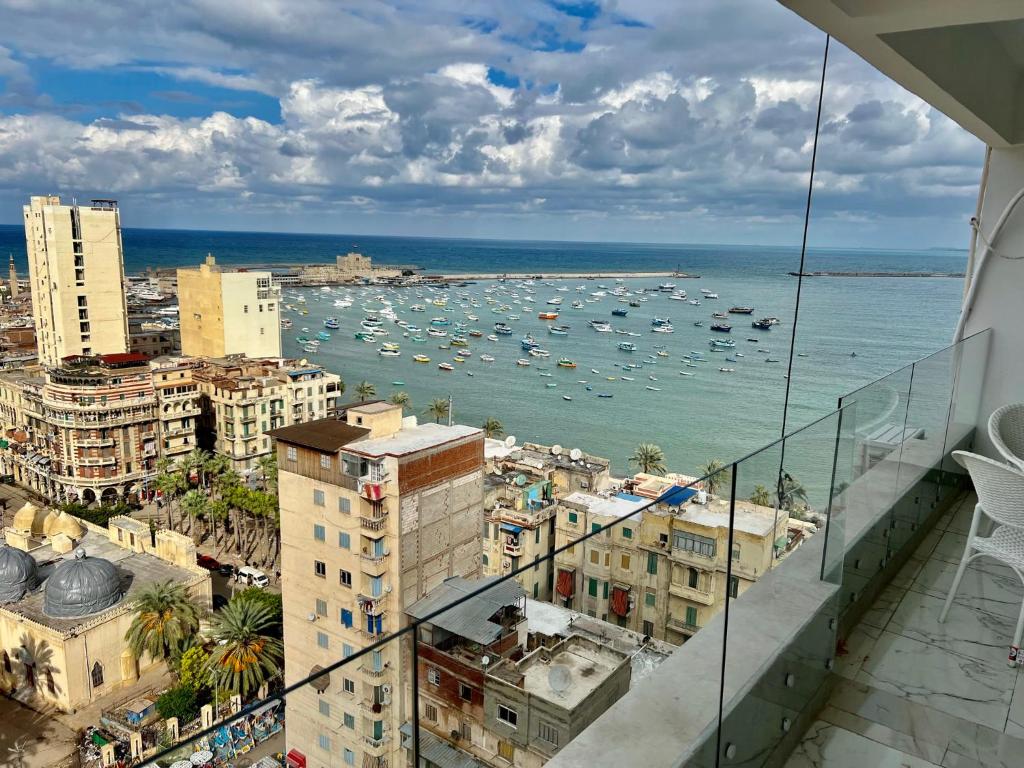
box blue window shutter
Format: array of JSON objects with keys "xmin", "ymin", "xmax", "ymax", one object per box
[{"xmin": 340, "ymin": 609, "xmax": 352, "ymax": 628}]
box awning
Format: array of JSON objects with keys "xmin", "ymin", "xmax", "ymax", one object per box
[
  {"xmin": 500, "ymin": 523, "xmax": 523, "ymax": 534},
  {"xmin": 286, "ymin": 749, "xmax": 307, "ymax": 768},
  {"xmin": 610, "ymin": 586, "xmax": 630, "ymax": 617},
  {"xmin": 556, "ymin": 568, "xmax": 575, "ymax": 598},
  {"xmin": 657, "ymin": 485, "xmax": 697, "ymax": 506},
  {"xmin": 249, "ymin": 700, "xmax": 281, "ymax": 718}
]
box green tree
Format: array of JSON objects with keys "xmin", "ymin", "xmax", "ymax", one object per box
[
  {"xmin": 182, "ymin": 448, "xmax": 212, "ymax": 488},
  {"xmin": 481, "ymin": 417, "xmax": 504, "ymax": 439},
  {"xmin": 629, "ymin": 443, "xmax": 666, "ymax": 475},
  {"xmin": 207, "ymin": 499, "xmax": 230, "ymax": 548},
  {"xmin": 778, "ymin": 471, "xmax": 810, "ymax": 513},
  {"xmin": 699, "ymin": 459, "xmax": 729, "ymax": 497},
  {"xmin": 125, "ymin": 581, "xmax": 201, "ymax": 662},
  {"xmin": 237, "ymin": 587, "xmax": 283, "ymax": 636},
  {"xmin": 177, "ymin": 646, "xmax": 211, "ymax": 692},
  {"xmin": 425, "ymin": 398, "xmax": 450, "ymax": 424},
  {"xmin": 153, "ymin": 458, "xmax": 185, "ymax": 531},
  {"xmin": 750, "ymin": 484, "xmax": 772, "ymax": 507},
  {"xmin": 205, "ymin": 594, "xmax": 284, "ymax": 698},
  {"xmin": 256, "ymin": 452, "xmax": 278, "ymax": 494},
  {"xmin": 156, "ymin": 684, "xmax": 200, "ymax": 723},
  {"xmin": 181, "ymin": 489, "xmax": 209, "ymax": 540},
  {"xmin": 388, "ymin": 391, "xmax": 411, "ymax": 411},
  {"xmin": 355, "ymin": 381, "xmax": 376, "ymax": 402}
]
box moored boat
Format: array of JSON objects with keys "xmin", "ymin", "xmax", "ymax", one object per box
[
  {"xmin": 413, "ymin": 354, "xmax": 431, "ymax": 363},
  {"xmin": 557, "ymin": 358, "xmax": 577, "ymax": 368}
]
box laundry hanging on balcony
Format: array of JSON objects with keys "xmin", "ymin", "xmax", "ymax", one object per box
[
  {"xmin": 610, "ymin": 586, "xmax": 631, "ymax": 617},
  {"xmin": 556, "ymin": 568, "xmax": 575, "ymax": 598}
]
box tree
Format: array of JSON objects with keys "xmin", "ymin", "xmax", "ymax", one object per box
[
  {"xmin": 388, "ymin": 391, "xmax": 411, "ymax": 411},
  {"xmin": 181, "ymin": 490, "xmax": 209, "ymax": 539},
  {"xmin": 177, "ymin": 646, "xmax": 211, "ymax": 693},
  {"xmin": 425, "ymin": 398, "xmax": 450, "ymax": 424},
  {"xmin": 629, "ymin": 443, "xmax": 666, "ymax": 475},
  {"xmin": 750, "ymin": 484, "xmax": 772, "ymax": 507},
  {"xmin": 778, "ymin": 471, "xmax": 810, "ymax": 513},
  {"xmin": 355, "ymin": 381, "xmax": 376, "ymax": 402},
  {"xmin": 207, "ymin": 499, "xmax": 230, "ymax": 548},
  {"xmin": 125, "ymin": 581, "xmax": 202, "ymax": 662},
  {"xmin": 182, "ymin": 448, "xmax": 212, "ymax": 488},
  {"xmin": 205, "ymin": 594, "xmax": 284, "ymax": 699},
  {"xmin": 153, "ymin": 458, "xmax": 185, "ymax": 530},
  {"xmin": 699, "ymin": 459, "xmax": 729, "ymax": 497},
  {"xmin": 481, "ymin": 418, "xmax": 504, "ymax": 439},
  {"xmin": 237, "ymin": 587, "xmax": 283, "ymax": 636},
  {"xmin": 156, "ymin": 684, "xmax": 200, "ymax": 724},
  {"xmin": 256, "ymin": 453, "xmax": 278, "ymax": 494}
]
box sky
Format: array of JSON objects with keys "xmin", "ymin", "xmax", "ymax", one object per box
[{"xmin": 0, "ymin": 0, "xmax": 984, "ymax": 248}]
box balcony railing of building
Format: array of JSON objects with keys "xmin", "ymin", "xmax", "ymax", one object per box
[{"xmin": 146, "ymin": 329, "xmax": 991, "ymax": 768}]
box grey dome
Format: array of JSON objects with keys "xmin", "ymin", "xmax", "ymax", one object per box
[
  {"xmin": 43, "ymin": 549, "xmax": 122, "ymax": 618},
  {"xmin": 0, "ymin": 545, "xmax": 38, "ymax": 603}
]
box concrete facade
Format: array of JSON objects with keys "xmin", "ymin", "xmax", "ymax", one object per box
[{"xmin": 23, "ymin": 196, "xmax": 129, "ymax": 366}]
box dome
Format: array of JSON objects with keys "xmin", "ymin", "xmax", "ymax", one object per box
[
  {"xmin": 43, "ymin": 549, "xmax": 122, "ymax": 618},
  {"xmin": 42, "ymin": 510, "xmax": 60, "ymax": 537},
  {"xmin": 52, "ymin": 512, "xmax": 84, "ymax": 540},
  {"xmin": 12, "ymin": 502, "xmax": 46, "ymax": 536},
  {"xmin": 0, "ymin": 545, "xmax": 38, "ymax": 603}
]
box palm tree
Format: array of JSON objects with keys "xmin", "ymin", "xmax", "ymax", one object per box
[
  {"xmin": 425, "ymin": 398, "xmax": 450, "ymax": 424},
  {"xmin": 778, "ymin": 471, "xmax": 810, "ymax": 512},
  {"xmin": 208, "ymin": 499, "xmax": 230, "ymax": 548},
  {"xmin": 153, "ymin": 458, "xmax": 185, "ymax": 531},
  {"xmin": 182, "ymin": 448, "xmax": 212, "ymax": 488},
  {"xmin": 750, "ymin": 484, "xmax": 772, "ymax": 507},
  {"xmin": 205, "ymin": 594, "xmax": 284, "ymax": 698},
  {"xmin": 256, "ymin": 453, "xmax": 278, "ymax": 494},
  {"xmin": 699, "ymin": 459, "xmax": 729, "ymax": 497},
  {"xmin": 125, "ymin": 581, "xmax": 201, "ymax": 662},
  {"xmin": 355, "ymin": 381, "xmax": 376, "ymax": 402},
  {"xmin": 389, "ymin": 391, "xmax": 411, "ymax": 411},
  {"xmin": 629, "ymin": 443, "xmax": 666, "ymax": 475},
  {"xmin": 181, "ymin": 490, "xmax": 209, "ymax": 540},
  {"xmin": 481, "ymin": 417, "xmax": 504, "ymax": 439}
]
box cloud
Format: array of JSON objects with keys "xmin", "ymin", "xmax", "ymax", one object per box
[{"xmin": 0, "ymin": 0, "xmax": 982, "ymax": 246}]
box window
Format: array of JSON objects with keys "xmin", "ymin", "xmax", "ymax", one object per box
[
  {"xmin": 622, "ymin": 527, "xmax": 633, "ymax": 539},
  {"xmin": 729, "ymin": 575, "xmax": 739, "ymax": 598},
  {"xmin": 343, "ymin": 677, "xmax": 355, "ymax": 694},
  {"xmin": 459, "ymin": 682, "xmax": 473, "ymax": 702},
  {"xmin": 91, "ymin": 661, "xmax": 104, "ymax": 688},
  {"xmin": 428, "ymin": 667, "xmax": 440, "ymax": 685},
  {"xmin": 538, "ymin": 721, "xmax": 559, "ymax": 746},
  {"xmin": 497, "ymin": 704, "xmax": 518, "ymax": 728},
  {"xmin": 461, "ymin": 721, "xmax": 472, "ymax": 741},
  {"xmin": 318, "ymin": 733, "xmax": 330, "ymax": 751},
  {"xmin": 535, "ymin": 527, "xmax": 541, "ymax": 544},
  {"xmin": 319, "ymin": 700, "xmax": 330, "ymax": 716},
  {"xmin": 314, "ymin": 560, "xmax": 326, "ymax": 578},
  {"xmin": 244, "ymin": 305, "xmax": 249, "ymax": 314},
  {"xmin": 645, "ymin": 590, "xmax": 656, "ymax": 607},
  {"xmin": 588, "ymin": 577, "xmax": 598, "ymax": 597},
  {"xmin": 340, "ymin": 609, "xmax": 353, "ymax": 628},
  {"xmin": 344, "ymin": 712, "xmax": 355, "ymax": 729},
  {"xmin": 591, "ymin": 522, "xmax": 602, "ymax": 534},
  {"xmin": 320, "ymin": 454, "xmax": 331, "ymax": 469},
  {"xmin": 647, "ymin": 552, "xmax": 658, "ymax": 575},
  {"xmin": 315, "ymin": 598, "xmax": 327, "ymax": 616},
  {"xmin": 339, "ymin": 569, "xmax": 352, "ymax": 587},
  {"xmin": 313, "ymin": 524, "xmax": 326, "ymax": 542},
  {"xmin": 732, "ymin": 544, "xmax": 741, "ymax": 561},
  {"xmin": 673, "ymin": 530, "xmax": 716, "ymax": 557},
  {"xmin": 372, "ymin": 650, "xmax": 384, "ymax": 673},
  {"xmin": 603, "ymin": 581, "xmax": 609, "ymax": 599},
  {"xmin": 482, "ymin": 554, "xmax": 489, "ymax": 567},
  {"xmin": 313, "ymin": 489, "xmax": 325, "ymax": 506},
  {"xmin": 643, "ymin": 619, "xmax": 654, "ymax": 636},
  {"xmin": 688, "ymin": 567, "xmax": 699, "ymax": 589},
  {"xmin": 317, "ymin": 632, "xmax": 329, "ymax": 649},
  {"xmin": 568, "ymin": 511, "xmax": 578, "ymax": 524},
  {"xmin": 425, "ymin": 703, "xmax": 438, "ymax": 722},
  {"xmin": 590, "ymin": 550, "xmax": 599, "ymax": 565},
  {"xmin": 339, "ymin": 496, "xmax": 351, "ymax": 514},
  {"xmin": 338, "ymin": 532, "xmax": 350, "ymax": 549},
  {"xmin": 343, "ymin": 644, "xmax": 354, "ymax": 658},
  {"xmin": 685, "ymin": 606, "xmax": 698, "ymax": 627},
  {"xmin": 620, "ymin": 554, "xmax": 631, "ymax": 570},
  {"xmin": 499, "ymin": 741, "xmax": 515, "ymax": 761},
  {"xmin": 343, "ymin": 748, "xmax": 355, "ymax": 765}
]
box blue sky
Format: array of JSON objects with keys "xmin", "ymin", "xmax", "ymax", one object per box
[{"xmin": 0, "ymin": 0, "xmax": 983, "ymax": 248}]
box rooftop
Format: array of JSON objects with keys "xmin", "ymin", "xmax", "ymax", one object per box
[
  {"xmin": 267, "ymin": 418, "xmax": 370, "ymax": 453},
  {"xmin": 561, "ymin": 491, "xmax": 647, "ymax": 520},
  {"xmin": 671, "ymin": 498, "xmax": 782, "ymax": 538},
  {"xmin": 407, "ymin": 576, "xmax": 525, "ymax": 646},
  {"xmin": 519, "ymin": 636, "xmax": 627, "ymax": 709},
  {"xmin": 347, "ymin": 422, "xmax": 481, "ymax": 458}
]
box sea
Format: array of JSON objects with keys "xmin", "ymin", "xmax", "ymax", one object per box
[{"xmin": 0, "ymin": 224, "xmax": 966, "ymax": 476}]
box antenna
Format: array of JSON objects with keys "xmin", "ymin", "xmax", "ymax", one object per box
[
  {"xmin": 569, "ymin": 448, "xmax": 582, "ymax": 461},
  {"xmin": 548, "ymin": 665, "xmax": 572, "ymax": 697}
]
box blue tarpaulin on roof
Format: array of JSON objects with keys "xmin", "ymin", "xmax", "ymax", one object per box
[
  {"xmin": 500, "ymin": 523, "xmax": 523, "ymax": 534},
  {"xmin": 658, "ymin": 485, "xmax": 697, "ymax": 506},
  {"xmin": 615, "ymin": 492, "xmax": 645, "ymax": 502}
]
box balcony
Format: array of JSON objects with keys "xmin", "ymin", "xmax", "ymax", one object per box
[
  {"xmin": 361, "ymin": 514, "xmax": 387, "ymax": 532},
  {"xmin": 503, "ymin": 539, "xmax": 523, "ymax": 557},
  {"xmin": 361, "ymin": 734, "xmax": 389, "ymax": 753},
  {"xmin": 665, "ymin": 616, "xmax": 700, "ymax": 636},
  {"xmin": 77, "ymin": 455, "xmax": 116, "ymax": 467},
  {"xmin": 360, "ymin": 551, "xmax": 389, "ymax": 576},
  {"xmin": 668, "ymin": 581, "xmax": 715, "ymax": 606},
  {"xmin": 76, "ymin": 436, "xmax": 114, "ymax": 448},
  {"xmin": 359, "ymin": 697, "xmax": 388, "ymax": 716},
  {"xmin": 357, "ymin": 593, "xmax": 386, "ymax": 616}
]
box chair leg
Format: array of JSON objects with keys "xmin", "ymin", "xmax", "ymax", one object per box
[{"xmin": 940, "ymin": 503, "xmax": 983, "ymax": 624}]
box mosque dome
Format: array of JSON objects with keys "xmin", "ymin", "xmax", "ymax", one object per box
[
  {"xmin": 12, "ymin": 502, "xmax": 46, "ymax": 536},
  {"xmin": 43, "ymin": 549, "xmax": 122, "ymax": 618},
  {"xmin": 0, "ymin": 545, "xmax": 38, "ymax": 603},
  {"xmin": 52, "ymin": 512, "xmax": 84, "ymax": 540},
  {"xmin": 42, "ymin": 510, "xmax": 60, "ymax": 537}
]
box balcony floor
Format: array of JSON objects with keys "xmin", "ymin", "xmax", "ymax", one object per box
[{"xmin": 787, "ymin": 493, "xmax": 1024, "ymax": 768}]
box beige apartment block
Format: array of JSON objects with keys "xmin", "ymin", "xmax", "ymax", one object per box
[
  {"xmin": 23, "ymin": 196, "xmax": 130, "ymax": 366},
  {"xmin": 151, "ymin": 357, "xmax": 203, "ymax": 461},
  {"xmin": 178, "ymin": 255, "xmax": 281, "ymax": 359},
  {"xmin": 270, "ymin": 402, "xmax": 484, "ymax": 768}
]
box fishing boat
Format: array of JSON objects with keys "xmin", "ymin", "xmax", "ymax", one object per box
[
  {"xmin": 751, "ymin": 317, "xmax": 777, "ymax": 330},
  {"xmin": 765, "ymin": 358, "xmax": 780, "ymax": 363},
  {"xmin": 618, "ymin": 341, "xmax": 637, "ymax": 352},
  {"xmin": 494, "ymin": 322, "xmax": 513, "ymax": 335},
  {"xmin": 546, "ymin": 297, "xmax": 563, "ymax": 305},
  {"xmin": 381, "ymin": 342, "xmax": 400, "ymax": 351},
  {"xmin": 438, "ymin": 362, "xmax": 455, "ymax": 371},
  {"xmin": 280, "ymin": 318, "xmax": 293, "ymax": 329},
  {"xmin": 694, "ymin": 321, "xmax": 704, "ymax": 327},
  {"xmin": 548, "ymin": 325, "xmax": 570, "ymax": 336},
  {"xmin": 450, "ymin": 337, "xmax": 469, "ymax": 347},
  {"xmin": 621, "ymin": 375, "xmax": 635, "ymax": 381},
  {"xmin": 479, "ymin": 354, "xmax": 495, "ymax": 362},
  {"xmin": 538, "ymin": 311, "xmax": 559, "ymax": 320},
  {"xmin": 302, "ymin": 344, "xmax": 318, "ymax": 353},
  {"xmin": 669, "ymin": 291, "xmax": 688, "ymax": 301},
  {"xmin": 591, "ymin": 368, "xmax": 600, "ymax": 374},
  {"xmin": 545, "ymin": 383, "xmax": 557, "ymax": 388},
  {"xmin": 729, "ymin": 306, "xmax": 755, "ymax": 314},
  {"xmin": 529, "ymin": 348, "xmax": 551, "ymax": 358},
  {"xmin": 590, "ymin": 320, "xmax": 612, "ymax": 333},
  {"xmin": 324, "ymin": 317, "xmax": 340, "ymax": 329},
  {"xmin": 563, "ymin": 395, "xmax": 573, "ymax": 401},
  {"xmin": 354, "ymin": 331, "xmax": 375, "ymax": 342},
  {"xmin": 725, "ymin": 356, "xmax": 737, "ymax": 362},
  {"xmin": 557, "ymin": 358, "xmax": 577, "ymax": 369},
  {"xmin": 646, "ymin": 386, "xmax": 662, "ymax": 391},
  {"xmin": 657, "ymin": 350, "xmax": 669, "ymax": 357},
  {"xmin": 521, "ymin": 336, "xmax": 539, "ymax": 350},
  {"xmin": 487, "ymin": 334, "xmax": 499, "ymax": 341},
  {"xmin": 427, "ymin": 328, "xmax": 448, "ymax": 337},
  {"xmin": 612, "ymin": 308, "xmax": 628, "ymax": 317},
  {"xmin": 651, "ymin": 324, "xmax": 674, "ymax": 333},
  {"xmin": 516, "ymin": 359, "xmax": 532, "ymax": 367},
  {"xmin": 658, "ymin": 282, "xmax": 676, "ymax": 292},
  {"xmin": 410, "ymin": 335, "xmax": 427, "ymax": 343},
  {"xmin": 679, "ymin": 371, "xmax": 694, "ymax": 376},
  {"xmin": 712, "ymin": 312, "xmax": 729, "ymax": 319},
  {"xmin": 689, "ymin": 299, "xmax": 701, "ymax": 306},
  {"xmin": 453, "ymin": 356, "xmax": 466, "ymax": 363},
  {"xmin": 413, "ymin": 355, "xmax": 431, "ymax": 363},
  {"xmin": 410, "ymin": 304, "xmax": 426, "ymax": 312},
  {"xmin": 710, "ymin": 323, "xmax": 732, "ymax": 333},
  {"xmin": 651, "ymin": 317, "xmax": 672, "ymax": 327},
  {"xmin": 430, "ymin": 317, "xmax": 450, "ymax": 327},
  {"xmin": 719, "ymin": 367, "xmax": 735, "ymax": 373},
  {"xmin": 378, "ymin": 347, "xmax": 400, "ymax": 357},
  {"xmin": 571, "ymin": 300, "xmax": 584, "ymax": 309},
  {"xmin": 469, "ymin": 330, "xmax": 483, "ymax": 338},
  {"xmin": 709, "ymin": 338, "xmax": 736, "ymax": 348},
  {"xmin": 317, "ymin": 331, "xmax": 331, "ymax": 341},
  {"xmin": 649, "ymin": 374, "xmax": 658, "ymax": 380}
]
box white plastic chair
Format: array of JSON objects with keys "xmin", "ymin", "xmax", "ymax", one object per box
[
  {"xmin": 989, "ymin": 403, "xmax": 1024, "ymax": 471},
  {"xmin": 940, "ymin": 450, "xmax": 1024, "ymax": 666}
]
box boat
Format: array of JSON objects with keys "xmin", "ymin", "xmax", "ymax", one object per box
[
  {"xmin": 438, "ymin": 362, "xmax": 454, "ymax": 371},
  {"xmin": 557, "ymin": 358, "xmax": 577, "ymax": 368},
  {"xmin": 719, "ymin": 367, "xmax": 735, "ymax": 373},
  {"xmin": 453, "ymin": 357, "xmax": 465, "ymax": 363},
  {"xmin": 629, "ymin": 300, "xmax": 641, "ymax": 307},
  {"xmin": 729, "ymin": 306, "xmax": 755, "ymax": 314},
  {"xmin": 516, "ymin": 359, "xmax": 532, "ymax": 367},
  {"xmin": 538, "ymin": 311, "xmax": 559, "ymax": 320},
  {"xmin": 548, "ymin": 325, "xmax": 570, "ymax": 336},
  {"xmin": 413, "ymin": 355, "xmax": 431, "ymax": 363},
  {"xmin": 612, "ymin": 308, "xmax": 628, "ymax": 317},
  {"xmin": 529, "ymin": 348, "xmax": 551, "ymax": 358},
  {"xmin": 649, "ymin": 375, "xmax": 658, "ymax": 381},
  {"xmin": 618, "ymin": 342, "xmax": 637, "ymax": 352},
  {"xmin": 546, "ymin": 297, "xmax": 563, "ymax": 305},
  {"xmin": 430, "ymin": 317, "xmax": 450, "ymax": 327},
  {"xmin": 494, "ymin": 322, "xmax": 513, "ymax": 335},
  {"xmin": 725, "ymin": 356, "xmax": 737, "ymax": 362},
  {"xmin": 645, "ymin": 386, "xmax": 661, "ymax": 391},
  {"xmin": 712, "ymin": 312, "xmax": 729, "ymax": 319},
  {"xmin": 657, "ymin": 350, "xmax": 669, "ymax": 357},
  {"xmin": 480, "ymin": 354, "xmax": 495, "ymax": 362},
  {"xmin": 354, "ymin": 331, "xmax": 375, "ymax": 342},
  {"xmin": 590, "ymin": 320, "xmax": 612, "ymax": 333},
  {"xmin": 545, "ymin": 383, "xmax": 557, "ymax": 388},
  {"xmin": 694, "ymin": 321, "xmax": 704, "ymax": 327},
  {"xmin": 427, "ymin": 328, "xmax": 448, "ymax": 337},
  {"xmin": 651, "ymin": 324, "xmax": 674, "ymax": 333},
  {"xmin": 381, "ymin": 342, "xmax": 400, "ymax": 351},
  {"xmin": 689, "ymin": 299, "xmax": 701, "ymax": 306},
  {"xmin": 765, "ymin": 358, "xmax": 781, "ymax": 363},
  {"xmin": 324, "ymin": 317, "xmax": 340, "ymax": 329},
  {"xmin": 410, "ymin": 304, "xmax": 426, "ymax": 312},
  {"xmin": 391, "ymin": 380, "xmax": 404, "ymax": 386},
  {"xmin": 539, "ymin": 372, "xmax": 552, "ymax": 378},
  {"xmin": 597, "ymin": 393, "xmax": 614, "ymax": 398},
  {"xmin": 563, "ymin": 395, "xmax": 573, "ymax": 401},
  {"xmin": 487, "ymin": 334, "xmax": 499, "ymax": 341},
  {"xmin": 752, "ymin": 318, "xmax": 777, "ymax": 330},
  {"xmin": 658, "ymin": 282, "xmax": 676, "ymax": 291},
  {"xmin": 378, "ymin": 347, "xmax": 400, "ymax": 357},
  {"xmin": 317, "ymin": 331, "xmax": 331, "ymax": 340},
  {"xmin": 571, "ymin": 300, "xmax": 584, "ymax": 309},
  {"xmin": 710, "ymin": 323, "xmax": 732, "ymax": 333},
  {"xmin": 468, "ymin": 330, "xmax": 483, "ymax": 338},
  {"xmin": 450, "ymin": 337, "xmax": 469, "ymax": 347},
  {"xmin": 710, "ymin": 338, "xmax": 736, "ymax": 348},
  {"xmin": 302, "ymin": 344, "xmax": 318, "ymax": 353},
  {"xmin": 521, "ymin": 336, "xmax": 539, "ymax": 350},
  {"xmin": 651, "ymin": 317, "xmax": 672, "ymax": 327},
  {"xmin": 590, "ymin": 368, "xmax": 600, "ymax": 374},
  {"xmin": 679, "ymin": 371, "xmax": 694, "ymax": 376},
  {"xmin": 280, "ymin": 318, "xmax": 293, "ymax": 329}
]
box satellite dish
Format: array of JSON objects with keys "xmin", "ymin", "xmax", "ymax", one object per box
[
  {"xmin": 551, "ymin": 444, "xmax": 563, "ymax": 456},
  {"xmin": 492, "ymin": 467, "xmax": 503, "ymax": 475},
  {"xmin": 548, "ymin": 665, "xmax": 572, "ymax": 697},
  {"xmin": 481, "ymin": 655, "xmax": 491, "ymax": 666},
  {"xmin": 515, "ymin": 474, "xmax": 527, "ymax": 487},
  {"xmin": 505, "ymin": 435, "xmax": 517, "ymax": 447},
  {"xmin": 569, "ymin": 448, "xmax": 582, "ymax": 461}
]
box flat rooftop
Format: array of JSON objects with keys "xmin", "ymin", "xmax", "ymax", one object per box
[
  {"xmin": 520, "ymin": 637, "xmax": 625, "ymax": 708},
  {"xmin": 562, "ymin": 491, "xmax": 647, "ymax": 520},
  {"xmin": 267, "ymin": 419, "xmax": 370, "ymax": 453},
  {"xmin": 675, "ymin": 498, "xmax": 780, "ymax": 537},
  {"xmin": 347, "ymin": 422, "xmax": 481, "ymax": 458}
]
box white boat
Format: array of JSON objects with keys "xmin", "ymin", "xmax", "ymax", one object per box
[
  {"xmin": 646, "ymin": 386, "xmax": 661, "ymax": 391},
  {"xmin": 438, "ymin": 362, "xmax": 454, "ymax": 371},
  {"xmin": 621, "ymin": 376, "xmax": 635, "ymax": 381},
  {"xmin": 719, "ymin": 367, "xmax": 735, "ymax": 372},
  {"xmin": 378, "ymin": 348, "xmax": 400, "ymax": 357},
  {"xmin": 480, "ymin": 354, "xmax": 495, "ymax": 362},
  {"xmin": 516, "ymin": 359, "xmax": 532, "ymax": 367},
  {"xmin": 679, "ymin": 371, "xmax": 694, "ymax": 376}
]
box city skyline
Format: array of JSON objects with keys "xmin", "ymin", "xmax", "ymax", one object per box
[{"xmin": 0, "ymin": 1, "xmax": 983, "ymax": 249}]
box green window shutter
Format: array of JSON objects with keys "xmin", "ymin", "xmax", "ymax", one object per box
[
  {"xmin": 568, "ymin": 512, "xmax": 578, "ymax": 524},
  {"xmin": 591, "ymin": 522, "xmax": 601, "ymax": 534},
  {"xmin": 588, "ymin": 578, "xmax": 598, "ymax": 597},
  {"xmin": 647, "ymin": 552, "xmax": 658, "ymax": 575},
  {"xmin": 602, "ymin": 581, "xmax": 609, "ymax": 599},
  {"xmin": 645, "ymin": 592, "xmax": 656, "ymax": 607},
  {"xmin": 686, "ymin": 606, "xmax": 698, "ymax": 626},
  {"xmin": 623, "ymin": 527, "xmax": 632, "ymax": 539}
]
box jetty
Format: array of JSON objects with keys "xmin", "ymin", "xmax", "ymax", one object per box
[{"xmin": 788, "ymin": 271, "xmax": 965, "ymax": 278}]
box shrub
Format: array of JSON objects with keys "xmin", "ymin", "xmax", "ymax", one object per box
[{"xmin": 156, "ymin": 684, "xmax": 199, "ymax": 724}]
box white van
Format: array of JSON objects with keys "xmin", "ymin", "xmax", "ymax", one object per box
[{"xmin": 235, "ymin": 566, "xmax": 270, "ymax": 588}]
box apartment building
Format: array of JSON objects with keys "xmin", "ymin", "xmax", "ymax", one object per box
[
  {"xmin": 178, "ymin": 254, "xmax": 282, "ymax": 359},
  {"xmin": 485, "ymin": 439, "xmax": 611, "ymax": 497},
  {"xmin": 553, "ymin": 481, "xmax": 800, "ymax": 644},
  {"xmin": 23, "ymin": 196, "xmax": 130, "ymax": 366},
  {"xmin": 270, "ymin": 402, "xmax": 484, "ymax": 768},
  {"xmin": 408, "ymin": 577, "xmax": 636, "ymax": 768},
  {"xmin": 151, "ymin": 357, "xmax": 203, "ymax": 461}
]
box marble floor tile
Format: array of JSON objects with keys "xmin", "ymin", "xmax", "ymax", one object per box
[
  {"xmin": 932, "ymin": 531, "xmax": 970, "ymax": 565},
  {"xmin": 892, "ymin": 556, "xmax": 928, "ymax": 590},
  {"xmin": 911, "ymin": 558, "xmax": 1024, "ymax": 621},
  {"xmin": 862, "ymin": 584, "xmax": 908, "ymax": 630},
  {"xmin": 785, "ymin": 720, "xmax": 941, "ymax": 768},
  {"xmin": 914, "ymin": 529, "xmax": 944, "ymax": 560},
  {"xmin": 819, "ymin": 705, "xmax": 946, "ymax": 764},
  {"xmin": 855, "ymin": 631, "xmax": 1014, "ymax": 731},
  {"xmin": 944, "ymin": 720, "xmax": 1024, "ymax": 768},
  {"xmin": 888, "ymin": 590, "xmax": 1018, "ymax": 665},
  {"xmin": 836, "ymin": 624, "xmax": 882, "ymax": 681},
  {"xmin": 945, "ymin": 503, "xmax": 977, "ymax": 536}
]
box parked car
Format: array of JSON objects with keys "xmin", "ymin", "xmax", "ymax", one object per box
[
  {"xmin": 212, "ymin": 594, "xmax": 229, "ymax": 610},
  {"xmin": 196, "ymin": 554, "xmax": 222, "ymax": 571},
  {"xmin": 217, "ymin": 563, "xmax": 236, "ymax": 578},
  {"xmin": 234, "ymin": 566, "xmax": 270, "ymax": 588}
]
